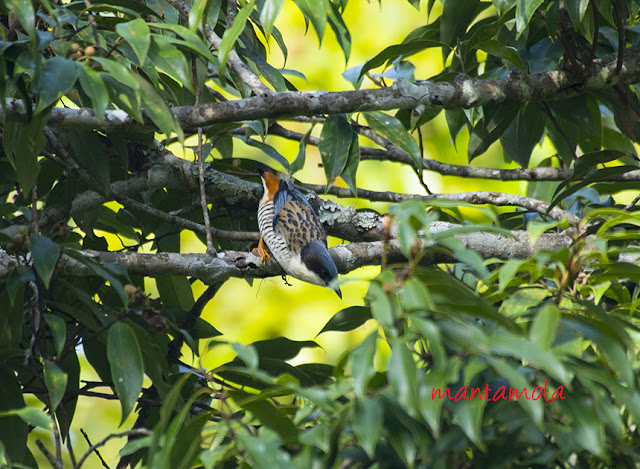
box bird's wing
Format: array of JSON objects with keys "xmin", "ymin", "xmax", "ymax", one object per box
[
  {"xmin": 273, "ymin": 180, "xmax": 315, "ymax": 224},
  {"xmin": 274, "ymin": 199, "xmax": 326, "ymax": 253}
]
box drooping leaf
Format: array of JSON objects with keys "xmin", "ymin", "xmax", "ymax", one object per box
[
  {"xmin": 363, "ymin": 111, "xmax": 421, "ymax": 169},
  {"xmin": 116, "ymin": 18, "xmax": 150, "ymax": 66},
  {"xmin": 30, "ymin": 234, "xmax": 60, "ymax": 289},
  {"xmin": 218, "ymin": 0, "xmax": 257, "ymax": 75},
  {"xmin": 108, "ymin": 322, "xmax": 144, "ymax": 424},
  {"xmin": 317, "ymin": 306, "xmax": 372, "ymax": 335},
  {"xmin": 318, "ymin": 114, "xmax": 353, "ymax": 186},
  {"xmin": 43, "ymin": 360, "xmax": 68, "ymax": 411}
]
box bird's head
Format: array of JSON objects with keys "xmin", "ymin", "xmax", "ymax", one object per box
[
  {"xmin": 256, "ymin": 163, "xmax": 280, "ymax": 202},
  {"xmin": 301, "ymin": 241, "xmax": 342, "ymax": 298}
]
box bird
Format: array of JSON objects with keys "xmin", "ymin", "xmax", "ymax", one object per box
[{"xmin": 256, "ymin": 163, "xmax": 342, "ymax": 298}]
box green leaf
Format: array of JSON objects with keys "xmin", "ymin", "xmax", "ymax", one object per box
[
  {"xmin": 0, "ymin": 406, "xmax": 53, "ymax": 430},
  {"xmin": 260, "ymin": 0, "xmax": 284, "ymax": 37},
  {"xmin": 364, "ymin": 111, "xmax": 421, "ymax": 169},
  {"xmin": 468, "ymin": 103, "xmax": 520, "ymax": 161},
  {"xmin": 218, "ymin": 0, "xmax": 257, "ymax": 75},
  {"xmin": 360, "ymin": 40, "xmax": 445, "ymax": 79},
  {"xmin": 30, "ymin": 235, "xmax": 60, "ymax": 289},
  {"xmin": 108, "ymin": 322, "xmax": 144, "ymax": 424},
  {"xmin": 529, "ymin": 303, "xmax": 559, "ymax": 350},
  {"xmin": 251, "ymin": 337, "xmax": 319, "ymax": 361},
  {"xmin": 236, "ymin": 136, "xmax": 290, "ymax": 171},
  {"xmin": 488, "ymin": 335, "xmax": 571, "ymax": 386},
  {"xmin": 366, "ymin": 281, "xmax": 394, "ymax": 329},
  {"xmin": 340, "ymin": 131, "xmax": 360, "ymax": 195},
  {"xmin": 453, "ymin": 396, "xmax": 487, "ymax": 451},
  {"xmin": 155, "ymin": 276, "xmax": 195, "ymax": 311},
  {"xmin": 68, "ymin": 129, "xmax": 111, "ymax": 194},
  {"xmin": 135, "ymin": 74, "xmax": 184, "ymax": 141},
  {"xmin": 291, "ymin": 0, "xmax": 327, "ymax": 44},
  {"xmin": 501, "ymin": 102, "xmax": 546, "ymax": 167},
  {"xmin": 116, "ymin": 18, "xmax": 150, "ymax": 66},
  {"xmin": 349, "ymin": 331, "xmax": 378, "ymax": 397},
  {"xmin": 440, "ymin": 0, "xmax": 480, "ymax": 48},
  {"xmin": 7, "ymin": 0, "xmax": 35, "ymax": 38},
  {"xmin": 3, "ymin": 114, "xmax": 47, "ymax": 194},
  {"xmin": 232, "ymin": 343, "xmax": 259, "ymax": 375},
  {"xmin": 230, "ymin": 391, "xmax": 299, "ymax": 442},
  {"xmin": 289, "ymin": 126, "xmax": 313, "ymax": 175},
  {"xmin": 326, "ymin": 1, "xmax": 350, "ymax": 63},
  {"xmin": 148, "ymin": 35, "xmax": 193, "ymax": 92},
  {"xmin": 317, "ymin": 306, "xmax": 372, "ymax": 335},
  {"xmin": 150, "ymin": 24, "xmax": 217, "ymax": 64},
  {"xmin": 44, "ymin": 314, "xmax": 66, "ymax": 358},
  {"xmin": 0, "ymin": 366, "xmax": 29, "ymax": 463},
  {"xmin": 516, "ymin": 0, "xmax": 544, "ymax": 34},
  {"xmin": 319, "ymin": 114, "xmax": 353, "ymax": 186},
  {"xmin": 189, "ymin": 0, "xmax": 208, "ymax": 31},
  {"xmin": 352, "ymin": 397, "xmax": 383, "ymax": 458},
  {"xmin": 78, "ymin": 64, "xmax": 109, "ymax": 120},
  {"xmin": 412, "ymin": 317, "xmax": 447, "ymax": 371},
  {"xmin": 33, "ymin": 57, "xmax": 78, "ymax": 113},
  {"xmin": 43, "ymin": 360, "xmax": 68, "ymax": 411},
  {"xmin": 236, "ymin": 428, "xmax": 298, "ymax": 469},
  {"xmin": 387, "ymin": 340, "xmax": 418, "ymax": 417},
  {"xmin": 487, "ymin": 357, "xmax": 544, "ymax": 428}
]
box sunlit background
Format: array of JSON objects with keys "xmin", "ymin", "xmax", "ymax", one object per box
[{"xmin": 28, "ymin": 0, "xmax": 567, "ymax": 466}]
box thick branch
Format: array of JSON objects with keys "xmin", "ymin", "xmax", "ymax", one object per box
[
  {"xmin": 0, "ymin": 222, "xmax": 573, "ymax": 283},
  {"xmin": 4, "ymin": 46, "xmax": 640, "ymax": 130}
]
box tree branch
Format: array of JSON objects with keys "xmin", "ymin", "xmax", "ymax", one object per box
[
  {"xmin": 4, "ymin": 46, "xmax": 640, "ymax": 131},
  {"xmin": 0, "ymin": 222, "xmax": 574, "ymax": 284}
]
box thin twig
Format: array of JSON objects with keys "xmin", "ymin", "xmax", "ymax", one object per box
[
  {"xmin": 75, "ymin": 429, "xmax": 152, "ymax": 469},
  {"xmin": 193, "ymin": 55, "xmax": 216, "ymax": 254},
  {"xmin": 613, "ymin": 0, "xmax": 626, "ymax": 74},
  {"xmin": 624, "ymin": 192, "xmax": 640, "ymax": 211},
  {"xmin": 303, "ymin": 183, "xmax": 581, "ymax": 223},
  {"xmin": 80, "ymin": 429, "xmax": 110, "ymax": 469},
  {"xmin": 588, "ymin": 0, "xmax": 599, "ymax": 66},
  {"xmin": 36, "ymin": 440, "xmax": 63, "ymax": 469},
  {"xmin": 32, "ymin": 183, "xmax": 39, "ymax": 234},
  {"xmin": 538, "ymin": 101, "xmax": 574, "ymax": 164},
  {"xmin": 113, "ymin": 192, "xmax": 257, "ymax": 241}
]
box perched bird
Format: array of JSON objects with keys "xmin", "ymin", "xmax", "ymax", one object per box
[{"xmin": 256, "ymin": 163, "xmax": 342, "ymax": 298}]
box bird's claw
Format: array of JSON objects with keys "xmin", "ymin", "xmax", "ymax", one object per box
[{"xmin": 253, "ymin": 235, "xmax": 271, "ymax": 266}]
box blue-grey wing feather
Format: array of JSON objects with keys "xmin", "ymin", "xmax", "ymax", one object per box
[{"xmin": 273, "ymin": 179, "xmax": 314, "ymax": 230}]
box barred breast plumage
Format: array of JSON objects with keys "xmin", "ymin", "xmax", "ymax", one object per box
[{"xmin": 256, "ymin": 163, "xmax": 341, "ymax": 298}]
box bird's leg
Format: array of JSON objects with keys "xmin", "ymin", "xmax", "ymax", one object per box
[{"xmin": 254, "ymin": 235, "xmax": 271, "ymax": 266}]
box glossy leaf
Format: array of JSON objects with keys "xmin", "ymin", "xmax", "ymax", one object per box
[
  {"xmin": 251, "ymin": 337, "xmax": 319, "ymax": 361},
  {"xmin": 352, "ymin": 397, "xmax": 383, "ymax": 458},
  {"xmin": 68, "ymin": 129, "xmax": 111, "ymax": 194},
  {"xmin": 516, "ymin": 0, "xmax": 544, "ymax": 33},
  {"xmin": 387, "ymin": 341, "xmax": 418, "ymax": 417},
  {"xmin": 290, "ymin": 126, "xmax": 313, "ymax": 175},
  {"xmin": 318, "ymin": 114, "xmax": 352, "ymax": 186},
  {"xmin": 529, "ymin": 303, "xmax": 559, "ymax": 350},
  {"xmin": 317, "ymin": 306, "xmax": 372, "ymax": 335},
  {"xmin": 33, "ymin": 57, "xmax": 78, "ymax": 113},
  {"xmin": 360, "ymin": 40, "xmax": 444, "ymax": 79},
  {"xmin": 259, "ymin": 0, "xmax": 284, "ymax": 36},
  {"xmin": 349, "ymin": 331, "xmax": 378, "ymax": 397},
  {"xmin": 218, "ymin": 0, "xmax": 257, "ymax": 75},
  {"xmin": 43, "ymin": 359, "xmax": 68, "ymax": 411},
  {"xmin": 108, "ymin": 322, "xmax": 144, "ymax": 424},
  {"xmin": 291, "ymin": 0, "xmax": 327, "ymax": 43},
  {"xmin": 364, "ymin": 111, "xmax": 421, "ymax": 168},
  {"xmin": 44, "ymin": 313, "xmax": 66, "ymax": 358},
  {"xmin": 116, "ymin": 18, "xmax": 150, "ymax": 66},
  {"xmin": 30, "ymin": 234, "xmax": 60, "ymax": 289}
]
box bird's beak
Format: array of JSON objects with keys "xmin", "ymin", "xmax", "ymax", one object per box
[{"xmin": 334, "ymin": 287, "xmax": 342, "ymax": 299}]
